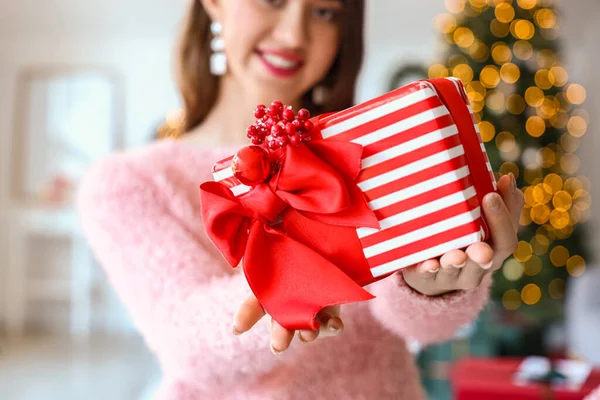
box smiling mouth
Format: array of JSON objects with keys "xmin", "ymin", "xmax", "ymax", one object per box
[{"xmin": 257, "ymin": 50, "xmax": 304, "ymax": 77}]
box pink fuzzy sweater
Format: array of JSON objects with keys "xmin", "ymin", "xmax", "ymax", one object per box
[{"xmin": 77, "ymin": 140, "xmax": 494, "ymax": 400}]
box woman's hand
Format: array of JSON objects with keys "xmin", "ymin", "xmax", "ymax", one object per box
[
  {"xmin": 402, "ymin": 173, "xmax": 524, "ymax": 296},
  {"xmin": 232, "ymin": 296, "xmax": 344, "ymax": 355}
]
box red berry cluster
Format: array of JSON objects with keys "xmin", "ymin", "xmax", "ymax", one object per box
[{"xmin": 246, "ymin": 101, "xmax": 314, "ymax": 150}]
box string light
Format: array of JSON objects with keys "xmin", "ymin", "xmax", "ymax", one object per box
[
  {"xmin": 535, "ymin": 69, "xmax": 555, "ymax": 90},
  {"xmin": 551, "ymin": 112, "xmax": 569, "ymax": 129},
  {"xmin": 536, "ymin": 147, "xmax": 556, "ymax": 168},
  {"xmin": 428, "ymin": 64, "xmax": 450, "ymax": 79},
  {"xmin": 453, "ymin": 64, "xmax": 474, "ymax": 84},
  {"xmin": 514, "ymin": 241, "xmax": 533, "ymax": 262},
  {"xmin": 531, "ymin": 234, "xmax": 550, "ymax": 256},
  {"xmin": 537, "ymin": 50, "xmax": 557, "ymax": 69},
  {"xmin": 454, "ymin": 27, "xmax": 476, "ymax": 48},
  {"xmin": 525, "ymin": 87, "xmax": 545, "ymax": 107},
  {"xmin": 524, "ymin": 255, "xmax": 543, "ymax": 277},
  {"xmin": 560, "ymin": 153, "xmax": 580, "ymax": 174},
  {"xmin": 531, "ymin": 204, "xmax": 551, "ymax": 224},
  {"xmin": 500, "ymin": 162, "xmax": 520, "ymax": 178},
  {"xmin": 549, "ymin": 66, "xmax": 569, "ymax": 87},
  {"xmin": 469, "ymin": 40, "xmax": 491, "ymax": 62},
  {"xmin": 481, "ymin": 65, "xmax": 501, "ymax": 88},
  {"xmin": 544, "ymin": 174, "xmax": 564, "ymax": 194},
  {"xmin": 466, "ymin": 81, "xmax": 487, "ymax": 102},
  {"xmin": 524, "ymin": 164, "xmax": 544, "ymax": 185},
  {"xmin": 520, "ymin": 206, "xmax": 533, "ymax": 226},
  {"xmin": 496, "ymin": 131, "xmax": 516, "ymax": 152}
]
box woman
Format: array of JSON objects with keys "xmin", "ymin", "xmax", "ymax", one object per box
[{"xmin": 77, "ymin": 0, "xmax": 524, "ymax": 398}]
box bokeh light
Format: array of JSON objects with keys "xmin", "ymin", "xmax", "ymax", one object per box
[
  {"xmin": 496, "ymin": 131, "xmax": 516, "ymax": 152},
  {"xmin": 549, "ymin": 66, "xmax": 568, "ymax": 87},
  {"xmin": 567, "ymin": 116, "xmax": 588, "ymax": 137},
  {"xmin": 492, "ymin": 42, "xmax": 512, "ymax": 64},
  {"xmin": 550, "ymin": 245, "xmax": 570, "ymax": 267},
  {"xmin": 525, "ymin": 87, "xmax": 545, "ymax": 107},
  {"xmin": 500, "ymin": 63, "xmax": 520, "ymax": 83},
  {"xmin": 535, "ymin": 8, "xmax": 557, "ymax": 29},
  {"xmin": 537, "ymin": 50, "xmax": 557, "ymax": 69},
  {"xmin": 524, "ymin": 164, "xmax": 544, "ymax": 185},
  {"xmin": 531, "ymin": 204, "xmax": 551, "ymax": 224},
  {"xmin": 566, "ymin": 255, "xmax": 586, "ymax": 277},
  {"xmin": 550, "ymin": 209, "xmax": 570, "ymax": 229},
  {"xmin": 514, "ymin": 241, "xmax": 533, "ymax": 262},
  {"xmin": 453, "ymin": 64, "xmax": 474, "ymax": 84},
  {"xmin": 566, "ymin": 84, "xmax": 586, "ymax": 104},
  {"xmin": 514, "ymin": 40, "xmax": 534, "ymax": 60},
  {"xmin": 507, "ymin": 94, "xmax": 527, "ymax": 115},
  {"xmin": 491, "ymin": 19, "xmax": 511, "ymax": 38},
  {"xmin": 478, "ymin": 120, "xmax": 496, "ymax": 142},
  {"xmin": 445, "ymin": 0, "xmax": 466, "ymax": 13},
  {"xmin": 544, "ymin": 174, "xmax": 563, "ymax": 194},
  {"xmin": 481, "ymin": 66, "xmax": 501, "ymax": 88},
  {"xmin": 469, "ymin": 40, "xmax": 490, "ymax": 62},
  {"xmin": 526, "ymin": 116, "xmax": 546, "ymax": 137},
  {"xmin": 531, "ymin": 234, "xmax": 550, "ymax": 256},
  {"xmin": 429, "ymin": 64, "xmax": 450, "ymax": 79},
  {"xmin": 454, "ymin": 27, "xmax": 476, "ymax": 48},
  {"xmin": 553, "ymin": 190, "xmax": 573, "ymax": 212},
  {"xmin": 521, "ymin": 283, "xmax": 542, "ymax": 305},
  {"xmin": 500, "ymin": 162, "xmax": 520, "ymax": 178},
  {"xmin": 511, "ymin": 20, "xmax": 535, "ymax": 40},
  {"xmin": 560, "ymin": 133, "xmax": 580, "ymax": 152},
  {"xmin": 517, "ymin": 0, "xmax": 537, "ymax": 10},
  {"xmin": 495, "ymin": 3, "xmax": 516, "ymax": 23},
  {"xmin": 535, "ymin": 69, "xmax": 555, "ymax": 90},
  {"xmin": 536, "ymin": 147, "xmax": 555, "ymax": 168},
  {"xmin": 503, "ymin": 258, "xmax": 524, "ymax": 281},
  {"xmin": 552, "ymin": 112, "xmax": 569, "ymax": 129},
  {"xmin": 503, "ymin": 289, "xmax": 522, "ymax": 310},
  {"xmin": 548, "ymin": 279, "xmax": 566, "ymax": 300},
  {"xmin": 435, "ymin": 14, "xmax": 458, "ymax": 33},
  {"xmin": 560, "ymin": 153, "xmax": 580, "ymax": 174},
  {"xmin": 486, "ymin": 90, "xmax": 506, "ymax": 111}
]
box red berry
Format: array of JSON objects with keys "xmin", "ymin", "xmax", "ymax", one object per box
[
  {"xmin": 297, "ymin": 108, "xmax": 310, "ymax": 121},
  {"xmin": 282, "ymin": 108, "xmax": 295, "ymax": 122},
  {"xmin": 285, "ymin": 122, "xmax": 297, "ymax": 136},
  {"xmin": 271, "ymin": 124, "xmax": 284, "ymax": 137},
  {"xmin": 303, "ymin": 120, "xmax": 314, "ymax": 132},
  {"xmin": 251, "ymin": 136, "xmax": 264, "ymax": 145},
  {"xmin": 267, "ymin": 139, "xmax": 281, "ymax": 151},
  {"xmin": 289, "ymin": 134, "xmax": 301, "ymax": 146},
  {"xmin": 231, "ymin": 145, "xmax": 271, "ymax": 186},
  {"xmin": 271, "ymin": 100, "xmax": 283, "ymax": 109},
  {"xmin": 267, "ymin": 105, "xmax": 280, "ymax": 117},
  {"xmin": 254, "ymin": 105, "xmax": 266, "ymax": 119},
  {"xmin": 246, "ymin": 126, "xmax": 257, "ymax": 139},
  {"xmin": 258, "ymin": 126, "xmax": 269, "ymax": 136},
  {"xmin": 277, "ymin": 136, "xmax": 289, "ymax": 146},
  {"xmin": 292, "ymin": 119, "xmax": 302, "ymax": 131}
]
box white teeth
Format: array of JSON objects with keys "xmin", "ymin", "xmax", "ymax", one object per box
[{"xmin": 262, "ymin": 53, "xmax": 299, "ymax": 69}]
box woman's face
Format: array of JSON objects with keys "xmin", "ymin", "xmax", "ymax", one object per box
[{"xmin": 215, "ymin": 0, "xmax": 344, "ymax": 105}]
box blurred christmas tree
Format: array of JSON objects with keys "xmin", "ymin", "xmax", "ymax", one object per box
[{"xmin": 429, "ymin": 0, "xmax": 591, "ymax": 327}]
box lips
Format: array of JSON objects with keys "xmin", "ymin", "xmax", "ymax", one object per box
[{"xmin": 257, "ymin": 49, "xmax": 304, "ymax": 78}]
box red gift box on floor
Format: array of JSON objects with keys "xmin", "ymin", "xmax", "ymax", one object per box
[
  {"xmin": 451, "ymin": 357, "xmax": 600, "ymax": 400},
  {"xmin": 201, "ymin": 78, "xmax": 497, "ymax": 330}
]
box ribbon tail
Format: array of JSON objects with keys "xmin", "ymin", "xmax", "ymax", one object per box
[{"xmin": 243, "ymin": 221, "xmax": 374, "ymax": 331}]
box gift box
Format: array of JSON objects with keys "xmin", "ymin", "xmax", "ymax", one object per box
[
  {"xmin": 200, "ymin": 78, "xmax": 497, "ymax": 330},
  {"xmin": 451, "ymin": 357, "xmax": 600, "ymax": 400}
]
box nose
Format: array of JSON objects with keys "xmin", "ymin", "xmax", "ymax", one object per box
[{"xmin": 271, "ymin": 2, "xmax": 308, "ymax": 50}]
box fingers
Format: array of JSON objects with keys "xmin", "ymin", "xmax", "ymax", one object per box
[
  {"xmin": 270, "ymin": 319, "xmax": 294, "ymax": 355},
  {"xmin": 497, "ymin": 174, "xmax": 525, "ymax": 233},
  {"xmin": 232, "ymin": 294, "xmax": 266, "ymax": 335},
  {"xmin": 483, "ymin": 191, "xmax": 519, "ymax": 260}
]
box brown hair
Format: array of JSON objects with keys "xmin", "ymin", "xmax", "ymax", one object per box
[{"xmin": 176, "ymin": 1, "xmax": 365, "ymax": 133}]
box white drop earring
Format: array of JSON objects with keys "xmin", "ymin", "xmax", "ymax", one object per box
[{"xmin": 210, "ymin": 21, "xmax": 227, "ymax": 76}]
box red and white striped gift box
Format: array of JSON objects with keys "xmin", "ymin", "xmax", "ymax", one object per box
[{"xmin": 211, "ymin": 78, "xmax": 497, "ymax": 279}]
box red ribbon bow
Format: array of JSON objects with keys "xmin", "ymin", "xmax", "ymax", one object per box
[{"xmin": 200, "ymin": 138, "xmax": 380, "ymax": 330}]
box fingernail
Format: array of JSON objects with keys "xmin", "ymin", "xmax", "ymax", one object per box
[
  {"xmin": 232, "ymin": 325, "xmax": 242, "ymax": 336},
  {"xmin": 453, "ymin": 261, "xmax": 467, "ymax": 269},
  {"xmin": 481, "ymin": 261, "xmax": 494, "ymax": 270},
  {"xmin": 327, "ymin": 320, "xmax": 342, "ymax": 335},
  {"xmin": 270, "ymin": 343, "xmax": 283, "ymax": 356},
  {"xmin": 485, "ymin": 193, "xmax": 502, "ymax": 213},
  {"xmin": 297, "ymin": 332, "xmax": 308, "ymax": 344},
  {"xmin": 428, "ymin": 267, "xmax": 440, "ymax": 273},
  {"xmin": 509, "ymin": 172, "xmax": 516, "ymax": 193}
]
